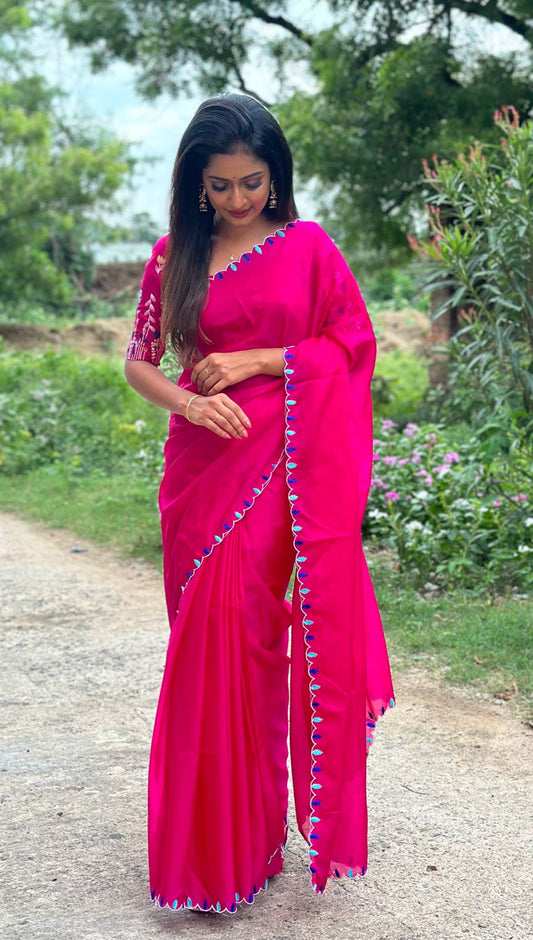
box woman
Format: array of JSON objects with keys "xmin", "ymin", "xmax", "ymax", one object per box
[{"xmin": 125, "ymin": 94, "xmax": 394, "ymax": 914}]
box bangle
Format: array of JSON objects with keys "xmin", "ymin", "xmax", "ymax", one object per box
[{"xmin": 185, "ymin": 394, "xmax": 200, "ymax": 423}]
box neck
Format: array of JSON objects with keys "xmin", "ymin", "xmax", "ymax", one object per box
[{"xmin": 215, "ymin": 214, "xmax": 272, "ymax": 245}]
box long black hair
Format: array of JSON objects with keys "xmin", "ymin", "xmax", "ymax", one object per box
[{"xmin": 162, "ymin": 94, "xmax": 298, "ymax": 360}]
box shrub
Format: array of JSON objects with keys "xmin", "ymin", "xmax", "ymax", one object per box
[
  {"xmin": 409, "ymin": 107, "xmax": 533, "ymax": 487},
  {"xmin": 372, "ymin": 349, "xmax": 429, "ymax": 423},
  {"xmin": 0, "ymin": 346, "xmax": 167, "ymax": 477},
  {"xmin": 365, "ymin": 419, "xmax": 532, "ymax": 593}
]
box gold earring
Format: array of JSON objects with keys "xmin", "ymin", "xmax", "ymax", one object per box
[
  {"xmin": 199, "ymin": 185, "xmax": 208, "ymax": 213},
  {"xmin": 268, "ymin": 181, "xmax": 278, "ymax": 209}
]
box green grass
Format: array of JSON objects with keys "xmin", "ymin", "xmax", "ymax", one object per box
[
  {"xmin": 371, "ymin": 557, "xmax": 532, "ymax": 716},
  {"xmin": 0, "ymin": 466, "xmax": 163, "ymax": 566},
  {"xmin": 1, "ymin": 466, "xmax": 531, "ymax": 718}
]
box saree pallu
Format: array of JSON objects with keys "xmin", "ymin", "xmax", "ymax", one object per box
[{"xmin": 128, "ymin": 220, "xmax": 394, "ymax": 913}]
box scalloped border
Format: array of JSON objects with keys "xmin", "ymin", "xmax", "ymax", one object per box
[
  {"xmin": 283, "ymin": 346, "xmax": 396, "ymax": 891},
  {"xmin": 209, "ymin": 220, "xmax": 298, "ymax": 281},
  {"xmin": 178, "ymin": 452, "xmax": 284, "ymax": 599},
  {"xmin": 283, "ymin": 344, "xmax": 325, "ymax": 890},
  {"xmin": 150, "ymin": 840, "xmax": 285, "ymax": 915},
  {"xmin": 153, "ymin": 450, "xmax": 287, "ymax": 914}
]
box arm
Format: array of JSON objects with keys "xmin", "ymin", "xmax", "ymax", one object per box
[
  {"xmin": 124, "ymin": 359, "xmax": 251, "ymax": 441},
  {"xmin": 191, "ymin": 347, "xmax": 284, "ymax": 396}
]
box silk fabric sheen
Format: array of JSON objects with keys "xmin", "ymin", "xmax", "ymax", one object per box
[{"xmin": 126, "ymin": 220, "xmax": 394, "ymax": 913}]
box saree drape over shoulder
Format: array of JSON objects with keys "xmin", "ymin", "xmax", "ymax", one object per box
[{"xmin": 126, "ymin": 220, "xmax": 394, "ymax": 914}]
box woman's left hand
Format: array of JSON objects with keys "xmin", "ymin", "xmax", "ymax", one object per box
[{"xmin": 191, "ymin": 350, "xmax": 260, "ymax": 396}]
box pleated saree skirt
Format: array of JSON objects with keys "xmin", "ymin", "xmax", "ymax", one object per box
[{"xmin": 148, "ymin": 462, "xmax": 296, "ymax": 913}]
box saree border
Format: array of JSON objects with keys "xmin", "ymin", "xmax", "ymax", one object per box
[
  {"xmin": 154, "ymin": 450, "xmax": 288, "ymax": 915},
  {"xmin": 178, "ymin": 451, "xmax": 285, "ymax": 599},
  {"xmin": 283, "ymin": 346, "xmax": 396, "ymax": 890},
  {"xmin": 283, "ymin": 344, "xmax": 328, "ymax": 890}
]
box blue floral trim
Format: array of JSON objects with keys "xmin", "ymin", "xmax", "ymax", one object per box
[
  {"xmin": 151, "ymin": 833, "xmax": 286, "ymax": 914},
  {"xmin": 283, "ymin": 346, "xmax": 396, "ymax": 890},
  {"xmin": 209, "ymin": 220, "xmax": 298, "ymax": 281},
  {"xmin": 150, "ymin": 869, "xmax": 275, "ymax": 916},
  {"xmin": 179, "ymin": 452, "xmax": 285, "ymax": 599},
  {"xmin": 283, "ymin": 344, "xmax": 326, "ymax": 889}
]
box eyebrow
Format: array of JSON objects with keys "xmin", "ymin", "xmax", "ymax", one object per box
[{"xmin": 206, "ymin": 171, "xmax": 264, "ymax": 182}]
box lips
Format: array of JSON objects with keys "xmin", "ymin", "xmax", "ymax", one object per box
[{"xmin": 229, "ymin": 208, "xmax": 251, "ymax": 218}]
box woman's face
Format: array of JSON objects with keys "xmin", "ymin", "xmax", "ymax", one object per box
[{"xmin": 202, "ymin": 150, "xmax": 271, "ymax": 231}]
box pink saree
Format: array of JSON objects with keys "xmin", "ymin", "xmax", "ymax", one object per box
[{"xmin": 126, "ymin": 220, "xmax": 394, "ymax": 913}]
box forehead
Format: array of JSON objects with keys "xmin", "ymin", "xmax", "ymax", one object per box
[{"xmin": 204, "ymin": 150, "xmax": 268, "ymax": 179}]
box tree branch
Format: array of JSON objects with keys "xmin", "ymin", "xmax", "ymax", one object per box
[
  {"xmin": 232, "ymin": 57, "xmax": 272, "ymax": 107},
  {"xmin": 229, "ymin": 0, "xmax": 313, "ymax": 46},
  {"xmin": 450, "ymin": 0, "xmax": 532, "ymax": 44}
]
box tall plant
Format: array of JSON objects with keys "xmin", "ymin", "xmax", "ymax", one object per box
[{"xmin": 410, "ymin": 108, "xmax": 533, "ymax": 473}]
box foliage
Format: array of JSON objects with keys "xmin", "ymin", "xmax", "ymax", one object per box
[
  {"xmin": 410, "ymin": 107, "xmax": 533, "ymax": 481},
  {"xmin": 0, "ymin": 345, "xmax": 168, "ymax": 476},
  {"xmin": 372, "ymin": 349, "xmax": 429, "ymax": 423},
  {"xmin": 365, "ymin": 419, "xmax": 532, "ymax": 593},
  {"xmin": 0, "ymin": 1, "xmax": 135, "ymax": 313},
  {"xmin": 55, "ymin": 0, "xmax": 533, "ymax": 255},
  {"xmin": 362, "ymin": 265, "xmax": 428, "ymax": 311}
]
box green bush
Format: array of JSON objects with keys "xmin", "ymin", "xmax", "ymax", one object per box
[
  {"xmin": 365, "ymin": 419, "xmax": 532, "ymax": 593},
  {"xmin": 0, "ymin": 346, "xmax": 167, "ymax": 477},
  {"xmin": 372, "ymin": 349, "xmax": 429, "ymax": 423},
  {"xmin": 410, "ymin": 107, "xmax": 533, "ymax": 489},
  {"xmin": 363, "ymin": 265, "xmax": 430, "ymax": 312}
]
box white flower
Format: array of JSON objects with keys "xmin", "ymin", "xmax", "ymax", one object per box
[
  {"xmin": 525, "ymin": 518, "xmax": 533, "ymax": 528},
  {"xmin": 368, "ymin": 509, "xmax": 388, "ymax": 521},
  {"xmin": 405, "ymin": 520, "xmax": 424, "ymax": 532},
  {"xmin": 414, "ymin": 489, "xmax": 430, "ymax": 501},
  {"xmin": 134, "ymin": 419, "xmax": 147, "ymax": 432},
  {"xmin": 451, "ymin": 498, "xmax": 471, "ymax": 510},
  {"xmin": 517, "ymin": 544, "xmax": 533, "ymax": 554}
]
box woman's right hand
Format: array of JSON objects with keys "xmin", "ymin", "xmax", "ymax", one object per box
[{"xmin": 186, "ymin": 392, "xmax": 251, "ymax": 440}]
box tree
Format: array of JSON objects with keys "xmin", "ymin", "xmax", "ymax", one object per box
[
  {"xmin": 410, "ymin": 107, "xmax": 533, "ymax": 461},
  {"xmin": 0, "ymin": 1, "xmax": 135, "ymax": 311},
  {"xmin": 56, "ymin": 1, "xmax": 533, "ymax": 259}
]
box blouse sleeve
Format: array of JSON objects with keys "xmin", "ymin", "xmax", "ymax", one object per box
[{"xmin": 125, "ymin": 236, "xmax": 168, "ymax": 366}]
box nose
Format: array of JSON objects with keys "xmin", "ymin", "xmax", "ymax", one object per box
[{"xmin": 228, "ymin": 183, "xmax": 248, "ymax": 210}]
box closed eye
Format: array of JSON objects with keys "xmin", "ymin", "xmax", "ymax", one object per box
[{"xmin": 210, "ymin": 179, "xmax": 264, "ymax": 193}]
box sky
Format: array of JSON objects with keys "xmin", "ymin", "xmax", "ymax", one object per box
[
  {"xmin": 37, "ymin": 1, "xmax": 326, "ymax": 259},
  {"xmin": 35, "ymin": 3, "xmax": 529, "ymax": 260}
]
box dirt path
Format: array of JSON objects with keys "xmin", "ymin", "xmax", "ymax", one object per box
[{"xmin": 0, "ymin": 513, "xmax": 531, "ymax": 940}]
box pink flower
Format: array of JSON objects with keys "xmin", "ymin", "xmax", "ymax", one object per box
[
  {"xmin": 411, "ymin": 452, "xmax": 421, "ymax": 464},
  {"xmin": 381, "ymin": 419, "xmax": 396, "ymax": 431},
  {"xmin": 492, "ymin": 501, "xmax": 502, "ymax": 507},
  {"xmin": 426, "ymin": 433, "xmax": 437, "ymax": 445},
  {"xmin": 444, "ymin": 451, "xmax": 460, "ymax": 464},
  {"xmin": 433, "ymin": 464, "xmax": 450, "ymax": 476},
  {"xmin": 404, "ymin": 423, "xmax": 419, "ymax": 438},
  {"xmin": 385, "ymin": 491, "xmax": 399, "ymax": 502},
  {"xmin": 398, "ymin": 458, "xmax": 409, "ymax": 466},
  {"xmin": 383, "ymin": 455, "xmax": 397, "ymax": 466},
  {"xmin": 372, "ymin": 452, "xmax": 380, "ymax": 462},
  {"xmin": 510, "ymin": 493, "xmax": 528, "ymax": 501}
]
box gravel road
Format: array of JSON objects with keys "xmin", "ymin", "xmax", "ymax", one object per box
[{"xmin": 1, "ymin": 512, "xmax": 531, "ymax": 940}]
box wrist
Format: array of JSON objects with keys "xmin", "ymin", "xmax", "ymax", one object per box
[
  {"xmin": 257, "ymin": 348, "xmax": 284, "ymax": 377},
  {"xmin": 175, "ymin": 391, "xmax": 199, "ymax": 417}
]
